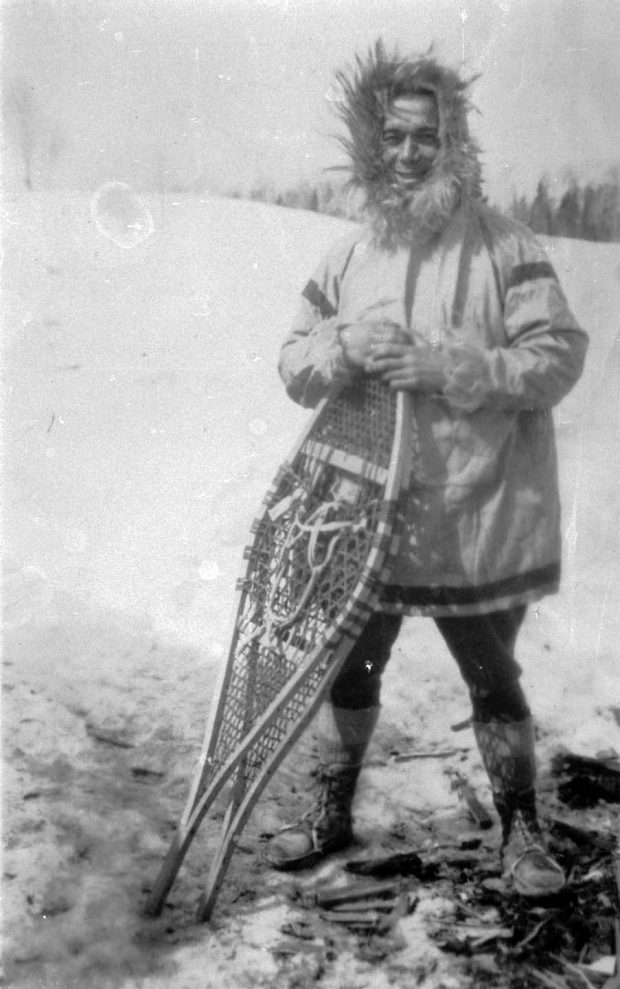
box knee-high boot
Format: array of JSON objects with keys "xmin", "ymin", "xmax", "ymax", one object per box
[
  {"xmin": 266, "ymin": 703, "xmax": 380, "ymax": 870},
  {"xmin": 473, "ymin": 717, "xmax": 565, "ymax": 897}
]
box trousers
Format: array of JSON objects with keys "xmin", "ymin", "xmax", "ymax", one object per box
[{"xmin": 329, "ymin": 606, "xmax": 530, "ymax": 723}]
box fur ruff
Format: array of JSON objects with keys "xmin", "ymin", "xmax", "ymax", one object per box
[{"xmin": 333, "ymin": 39, "xmax": 483, "ymax": 249}]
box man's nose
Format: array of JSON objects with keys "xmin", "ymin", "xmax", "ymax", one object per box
[{"xmin": 399, "ymin": 136, "xmax": 420, "ymax": 161}]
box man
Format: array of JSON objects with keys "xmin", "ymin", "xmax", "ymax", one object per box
[{"xmin": 267, "ymin": 41, "xmax": 588, "ymax": 897}]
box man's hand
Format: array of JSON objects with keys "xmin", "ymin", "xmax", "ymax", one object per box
[
  {"xmin": 365, "ymin": 340, "xmax": 447, "ymax": 393},
  {"xmin": 338, "ymin": 320, "xmax": 409, "ymax": 368}
]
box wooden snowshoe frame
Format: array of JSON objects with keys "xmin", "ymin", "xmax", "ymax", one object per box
[{"xmin": 145, "ymin": 379, "xmax": 413, "ymax": 921}]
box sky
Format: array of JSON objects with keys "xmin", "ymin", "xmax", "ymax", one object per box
[{"xmin": 2, "ymin": 0, "xmax": 620, "ymax": 206}]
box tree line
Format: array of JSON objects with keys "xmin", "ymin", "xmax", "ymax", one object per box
[
  {"xmin": 510, "ymin": 173, "xmax": 620, "ymax": 242},
  {"xmin": 233, "ymin": 172, "xmax": 620, "ymax": 243},
  {"xmin": 228, "ymin": 177, "xmax": 365, "ymax": 222},
  {"xmin": 4, "ymin": 68, "xmax": 618, "ymax": 243}
]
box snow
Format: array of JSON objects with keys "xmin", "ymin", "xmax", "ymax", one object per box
[
  {"xmin": 3, "ymin": 192, "xmax": 349, "ymax": 650},
  {"xmin": 3, "ymin": 191, "xmax": 619, "ymax": 987}
]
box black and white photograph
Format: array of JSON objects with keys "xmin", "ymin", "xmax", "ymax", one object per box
[{"xmin": 3, "ymin": 1, "xmax": 619, "ymax": 986}]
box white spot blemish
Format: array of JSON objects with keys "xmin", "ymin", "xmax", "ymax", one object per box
[
  {"xmin": 199, "ymin": 560, "xmax": 220, "ymax": 581},
  {"xmin": 325, "ymin": 85, "xmax": 345, "ymax": 103},
  {"xmin": 90, "ymin": 181, "xmax": 153, "ymax": 249},
  {"xmin": 65, "ymin": 529, "xmax": 88, "ymax": 553},
  {"xmin": 2, "ymin": 565, "xmax": 53, "ymax": 629},
  {"xmin": 249, "ymin": 418, "xmax": 267, "ymax": 436}
]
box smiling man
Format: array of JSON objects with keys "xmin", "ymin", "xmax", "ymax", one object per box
[
  {"xmin": 381, "ymin": 93, "xmax": 440, "ymax": 189},
  {"xmin": 270, "ymin": 41, "xmax": 588, "ymax": 898}
]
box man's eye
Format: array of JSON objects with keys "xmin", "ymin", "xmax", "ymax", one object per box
[
  {"xmin": 381, "ymin": 130, "xmax": 439, "ymax": 147},
  {"xmin": 417, "ymin": 132, "xmax": 439, "ymax": 146}
]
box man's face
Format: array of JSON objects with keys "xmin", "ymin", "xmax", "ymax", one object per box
[{"xmin": 381, "ymin": 94, "xmax": 440, "ymax": 192}]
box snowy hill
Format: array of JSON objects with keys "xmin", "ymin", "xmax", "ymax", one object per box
[
  {"xmin": 2, "ymin": 192, "xmax": 619, "ymax": 988},
  {"xmin": 4, "ymin": 193, "xmax": 348, "ymax": 648},
  {"xmin": 4, "ymin": 192, "xmax": 618, "ymax": 655}
]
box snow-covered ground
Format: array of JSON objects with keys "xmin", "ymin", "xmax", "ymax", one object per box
[{"xmin": 3, "ymin": 191, "xmax": 619, "ymax": 987}]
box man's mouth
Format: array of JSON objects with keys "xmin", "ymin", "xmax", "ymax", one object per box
[{"xmin": 394, "ymin": 166, "xmax": 431, "ymax": 184}]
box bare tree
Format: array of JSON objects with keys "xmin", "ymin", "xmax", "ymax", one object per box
[{"xmin": 3, "ymin": 76, "xmax": 36, "ymax": 189}]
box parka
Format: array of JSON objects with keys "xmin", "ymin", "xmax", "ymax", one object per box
[{"xmin": 278, "ymin": 44, "xmax": 588, "ymax": 617}]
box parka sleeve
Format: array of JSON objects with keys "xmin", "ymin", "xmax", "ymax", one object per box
[
  {"xmin": 442, "ymin": 232, "xmax": 589, "ymax": 414},
  {"xmin": 278, "ymin": 242, "xmax": 358, "ymax": 408}
]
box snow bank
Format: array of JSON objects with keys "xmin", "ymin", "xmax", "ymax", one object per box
[
  {"xmin": 4, "ymin": 191, "xmax": 619, "ymax": 723},
  {"xmin": 3, "ymin": 189, "xmax": 619, "ymax": 989}
]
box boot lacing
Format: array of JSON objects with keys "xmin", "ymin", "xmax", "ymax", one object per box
[
  {"xmin": 273, "ymin": 765, "xmax": 356, "ymax": 852},
  {"xmin": 504, "ymin": 805, "xmax": 545, "ymax": 871}
]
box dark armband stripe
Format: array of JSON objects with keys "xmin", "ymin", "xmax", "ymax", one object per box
[
  {"xmin": 507, "ymin": 261, "xmax": 557, "ymax": 291},
  {"xmin": 302, "ymin": 279, "xmax": 337, "ymax": 319},
  {"xmin": 381, "ymin": 563, "xmax": 560, "ymax": 608}
]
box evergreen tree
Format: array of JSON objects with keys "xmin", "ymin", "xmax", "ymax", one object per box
[
  {"xmin": 591, "ymin": 182, "xmax": 620, "ymax": 241},
  {"xmin": 529, "ymin": 178, "xmax": 555, "ymax": 235},
  {"xmin": 581, "ymin": 184, "xmax": 598, "ymax": 241},
  {"xmin": 510, "ymin": 193, "xmax": 530, "ymax": 224},
  {"xmin": 556, "ymin": 182, "xmax": 581, "ymax": 239}
]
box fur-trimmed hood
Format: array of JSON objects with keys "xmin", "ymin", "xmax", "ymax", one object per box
[{"xmin": 333, "ymin": 40, "xmax": 483, "ymax": 248}]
